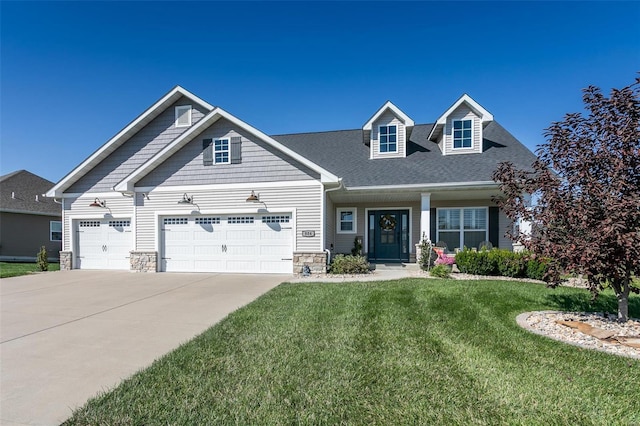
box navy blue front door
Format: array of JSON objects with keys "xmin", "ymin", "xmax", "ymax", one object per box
[{"xmin": 368, "ymin": 210, "xmax": 410, "ymax": 262}]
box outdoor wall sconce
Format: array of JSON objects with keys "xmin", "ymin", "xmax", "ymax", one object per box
[
  {"xmin": 89, "ymin": 198, "xmax": 106, "ymax": 208},
  {"xmin": 177, "ymin": 193, "xmax": 194, "ymax": 204},
  {"xmin": 246, "ymin": 191, "xmax": 260, "ymax": 203}
]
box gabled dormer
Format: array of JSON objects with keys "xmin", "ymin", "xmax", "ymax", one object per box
[
  {"xmin": 363, "ymin": 101, "xmax": 414, "ymax": 159},
  {"xmin": 428, "ymin": 94, "xmax": 493, "ymax": 155}
]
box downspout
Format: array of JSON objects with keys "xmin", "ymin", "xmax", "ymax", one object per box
[{"xmin": 323, "ymin": 178, "xmax": 344, "ymax": 265}]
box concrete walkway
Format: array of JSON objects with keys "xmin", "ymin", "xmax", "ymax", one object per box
[{"xmin": 0, "ymin": 270, "xmax": 287, "ymax": 426}]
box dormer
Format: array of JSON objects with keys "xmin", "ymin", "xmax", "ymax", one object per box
[
  {"xmin": 428, "ymin": 94, "xmax": 493, "ymax": 155},
  {"xmin": 363, "ymin": 101, "xmax": 414, "ymax": 159}
]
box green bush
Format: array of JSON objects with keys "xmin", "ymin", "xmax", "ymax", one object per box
[
  {"xmin": 497, "ymin": 251, "xmax": 527, "ymax": 278},
  {"xmin": 329, "ymin": 254, "xmax": 370, "ymax": 274},
  {"xmin": 430, "ymin": 264, "xmax": 451, "ymax": 278},
  {"xmin": 456, "ymin": 248, "xmax": 549, "ymax": 280},
  {"xmin": 456, "ymin": 248, "xmax": 499, "ymax": 275},
  {"xmin": 418, "ymin": 239, "xmax": 438, "ymax": 271},
  {"xmin": 526, "ymin": 257, "xmax": 548, "ymax": 280},
  {"xmin": 36, "ymin": 246, "xmax": 48, "ymax": 272}
]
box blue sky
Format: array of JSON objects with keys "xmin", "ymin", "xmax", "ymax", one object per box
[{"xmin": 1, "ymin": 1, "xmax": 638, "ymax": 183}]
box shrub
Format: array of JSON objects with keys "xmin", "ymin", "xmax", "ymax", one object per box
[
  {"xmin": 497, "ymin": 251, "xmax": 527, "ymax": 278},
  {"xmin": 329, "ymin": 254, "xmax": 370, "ymax": 274},
  {"xmin": 454, "ymin": 248, "xmax": 475, "ymax": 274},
  {"xmin": 526, "ymin": 257, "xmax": 549, "ymax": 281},
  {"xmin": 36, "ymin": 246, "xmax": 48, "ymax": 271},
  {"xmin": 435, "ymin": 255, "xmax": 455, "ymax": 266},
  {"xmin": 351, "ymin": 237, "xmax": 363, "ymax": 256},
  {"xmin": 430, "ymin": 264, "xmax": 451, "ymax": 278},
  {"xmin": 418, "ymin": 239, "xmax": 437, "ymax": 271}
]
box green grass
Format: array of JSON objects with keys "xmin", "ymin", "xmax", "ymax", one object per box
[
  {"xmin": 0, "ymin": 261, "xmax": 60, "ymax": 278},
  {"xmin": 64, "ymin": 279, "xmax": 639, "ymax": 425}
]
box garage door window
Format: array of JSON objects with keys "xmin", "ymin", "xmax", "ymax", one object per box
[
  {"xmin": 262, "ymin": 215, "xmax": 290, "ymax": 223},
  {"xmin": 164, "ymin": 218, "xmax": 188, "ymax": 225},
  {"xmin": 79, "ymin": 220, "xmax": 100, "ymax": 227},
  {"xmin": 228, "ymin": 216, "xmax": 254, "ymax": 224},
  {"xmin": 195, "ymin": 217, "xmax": 220, "ymax": 225}
]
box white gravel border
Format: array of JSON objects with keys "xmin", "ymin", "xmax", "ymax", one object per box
[{"xmin": 516, "ymin": 311, "xmax": 640, "ymax": 360}]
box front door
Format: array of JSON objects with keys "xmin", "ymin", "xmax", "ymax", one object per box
[{"xmin": 368, "ymin": 210, "xmax": 410, "ymax": 262}]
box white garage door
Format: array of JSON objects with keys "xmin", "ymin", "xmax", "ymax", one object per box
[
  {"xmin": 161, "ymin": 214, "xmax": 293, "ymax": 273},
  {"xmin": 75, "ymin": 219, "xmax": 132, "ymax": 270}
]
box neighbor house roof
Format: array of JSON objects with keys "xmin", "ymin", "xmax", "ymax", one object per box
[
  {"xmin": 0, "ymin": 170, "xmax": 61, "ymax": 216},
  {"xmin": 273, "ymin": 121, "xmax": 537, "ymax": 188}
]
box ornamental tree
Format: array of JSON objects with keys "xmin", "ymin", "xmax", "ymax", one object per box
[{"xmin": 493, "ymin": 77, "xmax": 640, "ymax": 322}]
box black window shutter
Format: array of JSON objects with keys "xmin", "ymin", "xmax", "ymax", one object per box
[
  {"xmin": 230, "ymin": 137, "xmax": 242, "ymax": 164},
  {"xmin": 489, "ymin": 207, "xmax": 500, "ymax": 248},
  {"xmin": 203, "ymin": 139, "xmax": 213, "ymax": 166},
  {"xmin": 430, "ymin": 208, "xmax": 437, "ymax": 242}
]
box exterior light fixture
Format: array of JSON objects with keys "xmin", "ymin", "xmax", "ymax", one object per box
[
  {"xmin": 89, "ymin": 198, "xmax": 106, "ymax": 208},
  {"xmin": 246, "ymin": 191, "xmax": 260, "ymax": 203},
  {"xmin": 177, "ymin": 193, "xmax": 194, "ymax": 204}
]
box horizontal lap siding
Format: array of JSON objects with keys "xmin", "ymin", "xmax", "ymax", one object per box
[
  {"xmin": 67, "ymin": 97, "xmax": 208, "ymax": 193},
  {"xmin": 444, "ymin": 105, "xmax": 482, "ymax": 155},
  {"xmin": 135, "ymin": 184, "xmax": 323, "ymax": 252},
  {"xmin": 498, "ymin": 209, "xmax": 514, "ymax": 250},
  {"xmin": 137, "ymin": 118, "xmax": 319, "ymax": 187},
  {"xmin": 371, "ymin": 111, "xmax": 405, "ymax": 159},
  {"xmin": 62, "ymin": 196, "xmax": 134, "ymax": 251}
]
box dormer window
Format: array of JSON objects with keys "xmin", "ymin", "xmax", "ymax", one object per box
[
  {"xmin": 379, "ymin": 125, "xmax": 397, "ymax": 153},
  {"xmin": 175, "ymin": 105, "xmax": 192, "ymax": 127},
  {"xmin": 453, "ymin": 119, "xmax": 472, "ymax": 148}
]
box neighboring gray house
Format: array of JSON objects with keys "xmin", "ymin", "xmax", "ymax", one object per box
[
  {"xmin": 1, "ymin": 170, "xmax": 62, "ymax": 261},
  {"xmin": 46, "ymin": 86, "xmax": 536, "ymax": 273}
]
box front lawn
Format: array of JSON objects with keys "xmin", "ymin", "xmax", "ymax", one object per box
[
  {"xmin": 64, "ymin": 279, "xmax": 639, "ymax": 425},
  {"xmin": 0, "ymin": 262, "xmax": 60, "ymax": 278}
]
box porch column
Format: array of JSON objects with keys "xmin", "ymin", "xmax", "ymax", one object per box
[{"xmin": 420, "ymin": 192, "xmax": 431, "ymax": 242}]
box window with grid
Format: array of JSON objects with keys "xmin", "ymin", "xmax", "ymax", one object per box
[
  {"xmin": 214, "ymin": 139, "xmax": 230, "ymax": 164},
  {"xmin": 437, "ymin": 208, "xmax": 487, "ymax": 250},
  {"xmin": 50, "ymin": 221, "xmax": 62, "ymax": 241},
  {"xmin": 379, "ymin": 125, "xmax": 397, "ymax": 153},
  {"xmin": 453, "ymin": 119, "xmax": 472, "ymax": 148}
]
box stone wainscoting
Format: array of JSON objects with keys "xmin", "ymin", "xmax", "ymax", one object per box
[
  {"xmin": 59, "ymin": 251, "xmax": 73, "ymax": 270},
  {"xmin": 293, "ymin": 251, "xmax": 327, "ymax": 274},
  {"xmin": 130, "ymin": 251, "xmax": 158, "ymax": 272}
]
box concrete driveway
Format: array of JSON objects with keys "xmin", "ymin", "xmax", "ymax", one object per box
[{"xmin": 1, "ymin": 270, "xmax": 288, "ymax": 425}]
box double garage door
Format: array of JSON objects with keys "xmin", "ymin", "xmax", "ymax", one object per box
[{"xmin": 161, "ymin": 214, "xmax": 293, "ymax": 274}]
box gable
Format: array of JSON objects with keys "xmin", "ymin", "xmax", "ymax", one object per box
[
  {"xmin": 136, "ymin": 117, "xmax": 320, "ymax": 188},
  {"xmin": 441, "ymin": 104, "xmax": 483, "ymax": 155},
  {"xmin": 66, "ymin": 97, "xmax": 209, "ymax": 193}
]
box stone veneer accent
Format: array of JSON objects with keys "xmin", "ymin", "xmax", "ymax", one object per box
[
  {"xmin": 130, "ymin": 251, "xmax": 158, "ymax": 272},
  {"xmin": 59, "ymin": 251, "xmax": 73, "ymax": 270},
  {"xmin": 293, "ymin": 251, "xmax": 327, "ymax": 274}
]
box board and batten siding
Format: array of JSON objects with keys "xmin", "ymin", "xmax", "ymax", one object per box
[
  {"xmin": 67, "ymin": 97, "xmax": 209, "ymax": 193},
  {"xmin": 371, "ymin": 111, "xmax": 406, "ymax": 159},
  {"xmin": 61, "ymin": 195, "xmax": 134, "ymax": 251},
  {"xmin": 137, "ymin": 118, "xmax": 319, "ymax": 187},
  {"xmin": 134, "ymin": 183, "xmax": 324, "ymax": 253},
  {"xmin": 443, "ymin": 105, "xmax": 482, "ymax": 155}
]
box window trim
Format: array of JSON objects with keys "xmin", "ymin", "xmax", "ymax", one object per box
[
  {"xmin": 50, "ymin": 220, "xmax": 62, "ymax": 242},
  {"xmin": 452, "ymin": 118, "xmax": 473, "ymax": 149},
  {"xmin": 214, "ymin": 138, "xmax": 230, "ymax": 164},
  {"xmin": 378, "ymin": 124, "xmax": 398, "ymax": 153},
  {"xmin": 175, "ymin": 105, "xmax": 192, "ymax": 128},
  {"xmin": 337, "ymin": 208, "xmax": 357, "ymax": 234},
  {"xmin": 436, "ymin": 207, "xmax": 488, "ymax": 249}
]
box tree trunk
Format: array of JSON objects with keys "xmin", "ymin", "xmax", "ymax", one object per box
[{"xmin": 616, "ymin": 281, "xmax": 630, "ymax": 323}]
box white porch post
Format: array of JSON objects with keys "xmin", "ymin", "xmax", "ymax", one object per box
[{"xmin": 420, "ymin": 192, "xmax": 431, "ymax": 242}]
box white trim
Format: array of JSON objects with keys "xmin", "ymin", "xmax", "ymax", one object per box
[
  {"xmin": 364, "ymin": 207, "xmax": 413, "ymax": 260},
  {"xmin": 363, "ymin": 101, "xmax": 414, "ymax": 130},
  {"xmin": 115, "ymin": 107, "xmax": 339, "ymax": 193},
  {"xmin": 347, "ymin": 181, "xmax": 498, "ymax": 192},
  {"xmin": 435, "ymin": 207, "xmax": 489, "ymax": 251},
  {"xmin": 61, "ymin": 192, "xmax": 127, "ymax": 199},
  {"xmin": 377, "ymin": 124, "xmax": 398, "ymax": 154},
  {"xmin": 420, "ymin": 193, "xmax": 431, "ymax": 242},
  {"xmin": 336, "ymin": 207, "xmax": 357, "ymax": 234},
  {"xmin": 175, "ymin": 105, "xmax": 192, "ymax": 127},
  {"xmin": 451, "ymin": 118, "xmax": 474, "ymax": 150},
  {"xmin": 428, "ymin": 94, "xmax": 493, "ymax": 142},
  {"xmin": 135, "ymin": 179, "xmax": 322, "ymax": 194},
  {"xmin": 46, "ymin": 86, "xmax": 214, "ymax": 198}
]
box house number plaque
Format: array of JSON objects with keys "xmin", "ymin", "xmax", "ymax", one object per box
[{"xmin": 301, "ymin": 230, "xmax": 315, "ymax": 237}]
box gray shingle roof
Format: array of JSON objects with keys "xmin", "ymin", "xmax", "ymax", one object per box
[
  {"xmin": 272, "ymin": 121, "xmax": 537, "ymax": 188},
  {"xmin": 0, "ymin": 170, "xmax": 61, "ymax": 216}
]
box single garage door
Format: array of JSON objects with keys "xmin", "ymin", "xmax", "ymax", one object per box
[
  {"xmin": 75, "ymin": 219, "xmax": 132, "ymax": 269},
  {"xmin": 161, "ymin": 214, "xmax": 293, "ymax": 273}
]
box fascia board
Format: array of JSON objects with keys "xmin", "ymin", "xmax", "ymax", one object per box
[
  {"xmin": 46, "ymin": 86, "xmax": 214, "ymax": 198},
  {"xmin": 362, "ymin": 101, "xmax": 415, "ymax": 130},
  {"xmin": 346, "ymin": 181, "xmax": 499, "ymax": 192},
  {"xmin": 434, "ymin": 94, "xmax": 494, "ymax": 126}
]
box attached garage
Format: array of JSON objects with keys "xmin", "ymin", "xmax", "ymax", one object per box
[
  {"xmin": 75, "ymin": 219, "xmax": 132, "ymax": 270},
  {"xmin": 161, "ymin": 214, "xmax": 293, "ymax": 273}
]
